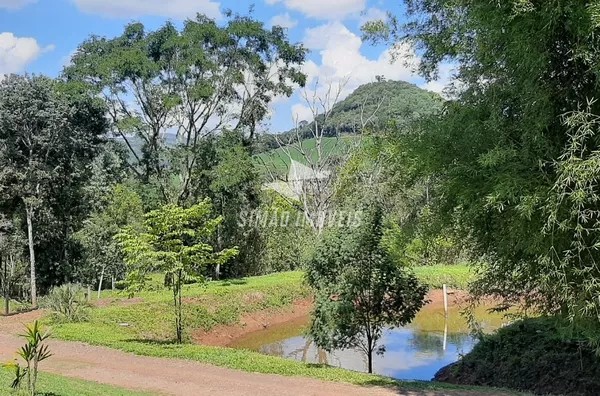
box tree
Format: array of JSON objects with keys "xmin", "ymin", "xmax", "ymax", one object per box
[
  {"xmin": 66, "ymin": 13, "xmax": 307, "ymax": 204},
  {"xmin": 361, "ymin": 1, "xmax": 600, "ymax": 340},
  {"xmin": 263, "ymin": 79, "xmax": 370, "ymax": 235},
  {"xmin": 306, "ymin": 206, "xmax": 427, "ymax": 373},
  {"xmin": 76, "ymin": 184, "xmax": 144, "ymax": 298},
  {"xmin": 117, "ymin": 200, "xmax": 238, "ymax": 343},
  {"xmin": 0, "ymin": 75, "xmax": 106, "ymax": 305}
]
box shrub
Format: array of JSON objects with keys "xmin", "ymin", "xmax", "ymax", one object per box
[
  {"xmin": 435, "ymin": 317, "xmax": 600, "ymax": 396},
  {"xmin": 42, "ymin": 284, "xmax": 91, "ymax": 323}
]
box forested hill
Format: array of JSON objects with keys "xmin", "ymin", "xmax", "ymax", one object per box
[{"xmin": 256, "ymin": 80, "xmax": 442, "ymax": 152}]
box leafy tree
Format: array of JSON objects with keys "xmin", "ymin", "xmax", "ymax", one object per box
[
  {"xmin": 75, "ymin": 184, "xmax": 144, "ymax": 297},
  {"xmin": 187, "ymin": 130, "xmax": 263, "ymax": 278},
  {"xmin": 306, "ymin": 206, "xmax": 427, "ymax": 373},
  {"xmin": 0, "ymin": 75, "xmax": 106, "ymax": 305},
  {"xmin": 361, "ymin": 1, "xmax": 600, "ymax": 342},
  {"xmin": 117, "ymin": 200, "xmax": 238, "ymax": 343},
  {"xmin": 66, "ymin": 13, "xmax": 307, "ymax": 203}
]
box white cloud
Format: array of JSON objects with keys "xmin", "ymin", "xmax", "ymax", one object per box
[
  {"xmin": 0, "ymin": 0, "xmax": 36, "ymax": 9},
  {"xmin": 359, "ymin": 7, "xmax": 387, "ymax": 25},
  {"xmin": 0, "ymin": 33, "xmax": 54, "ymax": 76},
  {"xmin": 266, "ymin": 0, "xmax": 366, "ymax": 20},
  {"xmin": 270, "ymin": 13, "xmax": 298, "ymax": 29},
  {"xmin": 70, "ymin": 0, "xmax": 221, "ymax": 20},
  {"xmin": 298, "ymin": 22, "xmax": 418, "ymax": 100},
  {"xmin": 419, "ymin": 63, "xmax": 458, "ymax": 98},
  {"xmin": 291, "ymin": 103, "xmax": 314, "ymax": 123}
]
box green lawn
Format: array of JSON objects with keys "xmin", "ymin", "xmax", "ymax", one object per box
[
  {"xmin": 45, "ymin": 267, "xmax": 519, "ymax": 395},
  {"xmin": 0, "ymin": 369, "xmax": 151, "ymax": 396},
  {"xmin": 255, "ymin": 136, "xmax": 359, "ymax": 176},
  {"xmin": 413, "ymin": 264, "xmax": 473, "ymax": 289},
  {"xmin": 78, "ymin": 272, "xmax": 311, "ymax": 342}
]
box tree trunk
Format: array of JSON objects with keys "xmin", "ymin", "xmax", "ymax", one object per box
[
  {"xmin": 2, "ymin": 256, "xmax": 8, "ymax": 316},
  {"xmin": 25, "ymin": 203, "xmax": 37, "ymax": 307},
  {"xmin": 87, "ymin": 285, "xmax": 91, "ymax": 303},
  {"xmin": 178, "ymin": 270, "xmax": 183, "ymax": 343},
  {"xmin": 366, "ymin": 334, "xmax": 374, "ymax": 374},
  {"xmin": 97, "ymin": 266, "xmax": 105, "ymax": 299},
  {"xmin": 112, "ymin": 274, "xmax": 116, "ymax": 291}
]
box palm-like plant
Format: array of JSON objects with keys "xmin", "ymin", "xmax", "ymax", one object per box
[{"xmin": 4, "ymin": 321, "xmax": 52, "ymax": 395}]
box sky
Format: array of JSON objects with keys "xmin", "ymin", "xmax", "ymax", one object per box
[{"xmin": 0, "ymin": 0, "xmax": 451, "ymax": 133}]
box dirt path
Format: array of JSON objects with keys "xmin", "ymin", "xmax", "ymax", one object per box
[{"xmin": 0, "ymin": 305, "xmax": 511, "ymax": 396}]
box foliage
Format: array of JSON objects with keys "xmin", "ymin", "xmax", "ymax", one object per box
[
  {"xmin": 0, "ymin": 74, "xmax": 107, "ymax": 300},
  {"xmin": 435, "ymin": 317, "xmax": 600, "ymax": 396},
  {"xmin": 117, "ymin": 200, "xmax": 238, "ymax": 343},
  {"xmin": 361, "ymin": 0, "xmax": 600, "ymax": 347},
  {"xmin": 0, "ymin": 369, "xmax": 151, "ymax": 396},
  {"xmin": 41, "ymin": 284, "xmax": 91, "ymax": 323},
  {"xmin": 306, "ymin": 207, "xmax": 428, "ymax": 373},
  {"xmin": 3, "ymin": 321, "xmax": 52, "ymax": 396},
  {"xmin": 189, "ymin": 130, "xmax": 264, "ymax": 278},
  {"xmin": 257, "ymin": 192, "xmax": 316, "ymax": 273},
  {"xmin": 66, "ymin": 14, "xmax": 307, "ymax": 204},
  {"xmin": 256, "ymin": 80, "xmax": 442, "ymax": 153},
  {"xmin": 75, "ymin": 184, "xmax": 144, "ymax": 294}
]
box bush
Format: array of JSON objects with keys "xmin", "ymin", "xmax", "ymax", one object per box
[
  {"xmin": 435, "ymin": 317, "xmax": 600, "ymax": 395},
  {"xmin": 41, "ymin": 284, "xmax": 91, "ymax": 323}
]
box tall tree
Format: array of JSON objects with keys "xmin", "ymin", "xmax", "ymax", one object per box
[
  {"xmin": 66, "ymin": 13, "xmax": 307, "ymax": 204},
  {"xmin": 363, "ymin": 0, "xmax": 600, "ymax": 340},
  {"xmin": 0, "ymin": 75, "xmax": 106, "ymax": 305}
]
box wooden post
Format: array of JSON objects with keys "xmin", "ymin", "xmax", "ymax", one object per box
[{"xmin": 443, "ymin": 284, "xmax": 449, "ymax": 319}]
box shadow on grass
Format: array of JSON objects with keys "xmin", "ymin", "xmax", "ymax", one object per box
[
  {"xmin": 0, "ymin": 307, "xmax": 38, "ymax": 317},
  {"xmin": 217, "ymin": 279, "xmax": 248, "ymax": 287},
  {"xmin": 124, "ymin": 338, "xmax": 182, "ymax": 346}
]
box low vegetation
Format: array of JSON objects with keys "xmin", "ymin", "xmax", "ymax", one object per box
[
  {"xmin": 435, "ymin": 318, "xmax": 600, "ymax": 396},
  {"xmin": 47, "ymin": 268, "xmax": 486, "ymax": 392},
  {"xmin": 53, "ymin": 272, "xmax": 310, "ymax": 343},
  {"xmin": 412, "ymin": 265, "xmax": 473, "ymax": 290},
  {"xmin": 0, "ymin": 369, "xmax": 150, "ymax": 396}
]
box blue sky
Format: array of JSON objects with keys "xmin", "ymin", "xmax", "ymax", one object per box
[{"xmin": 0, "ymin": 0, "xmax": 449, "ymax": 132}]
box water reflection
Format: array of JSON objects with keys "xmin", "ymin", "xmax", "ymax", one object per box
[{"xmin": 229, "ymin": 300, "xmax": 507, "ymax": 381}]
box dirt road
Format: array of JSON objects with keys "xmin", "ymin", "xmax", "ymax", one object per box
[{"xmin": 0, "ymin": 311, "xmax": 509, "ymax": 396}]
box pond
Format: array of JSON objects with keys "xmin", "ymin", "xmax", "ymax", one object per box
[{"xmin": 229, "ymin": 295, "xmax": 509, "ymax": 381}]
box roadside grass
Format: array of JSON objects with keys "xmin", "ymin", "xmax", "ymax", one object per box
[
  {"xmin": 51, "ymin": 323, "xmax": 516, "ymax": 394},
  {"xmin": 413, "ymin": 264, "xmax": 473, "ymax": 289},
  {"xmin": 0, "ymin": 368, "xmax": 151, "ymax": 395}
]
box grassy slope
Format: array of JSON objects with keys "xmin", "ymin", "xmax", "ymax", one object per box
[
  {"xmin": 255, "ymin": 136, "xmax": 359, "ymax": 176},
  {"xmin": 0, "ymin": 369, "xmax": 150, "ymax": 396},
  {"xmin": 45, "ymin": 266, "xmax": 517, "ymax": 395}
]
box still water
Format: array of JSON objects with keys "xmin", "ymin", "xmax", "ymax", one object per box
[{"xmin": 229, "ymin": 298, "xmax": 508, "ymax": 381}]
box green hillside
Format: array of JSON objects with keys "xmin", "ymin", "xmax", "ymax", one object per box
[
  {"xmin": 256, "ymin": 136, "xmax": 359, "ymax": 176},
  {"xmin": 256, "ymin": 80, "xmax": 442, "ymax": 153}
]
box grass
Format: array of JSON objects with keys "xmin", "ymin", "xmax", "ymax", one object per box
[
  {"xmin": 51, "ymin": 323, "xmax": 514, "ymax": 394},
  {"xmin": 76, "ymin": 272, "xmax": 311, "ymax": 342},
  {"xmin": 255, "ymin": 136, "xmax": 359, "ymax": 176},
  {"xmin": 413, "ymin": 264, "xmax": 473, "ymax": 289},
  {"xmin": 0, "ymin": 299, "xmax": 32, "ymax": 316},
  {"xmin": 45, "ymin": 267, "xmax": 520, "ymax": 395},
  {"xmin": 0, "ymin": 369, "xmax": 151, "ymax": 395}
]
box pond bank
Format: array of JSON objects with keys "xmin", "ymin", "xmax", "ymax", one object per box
[{"xmin": 194, "ymin": 289, "xmax": 490, "ymax": 348}]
